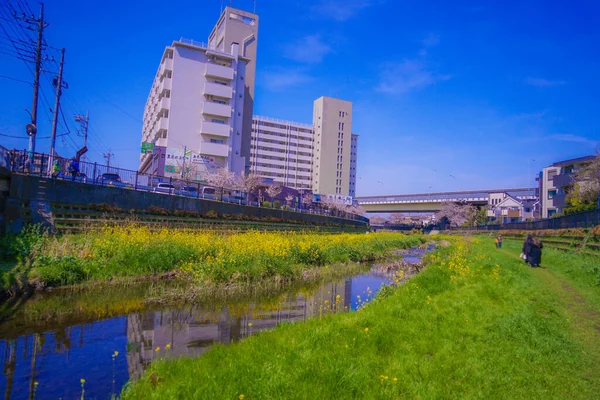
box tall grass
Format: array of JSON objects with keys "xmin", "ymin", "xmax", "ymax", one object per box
[
  {"xmin": 121, "ymin": 236, "xmax": 600, "ymax": 399},
  {"xmin": 9, "ymin": 227, "xmax": 425, "ymax": 288}
]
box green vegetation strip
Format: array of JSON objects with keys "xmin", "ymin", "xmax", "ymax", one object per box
[
  {"xmin": 1, "ymin": 227, "xmax": 424, "ymax": 290},
  {"xmin": 122, "ymin": 236, "xmax": 600, "ymax": 399}
]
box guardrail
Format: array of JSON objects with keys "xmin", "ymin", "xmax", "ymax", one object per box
[
  {"xmin": 450, "ymin": 209, "xmax": 599, "ymax": 231},
  {"xmin": 1, "ymin": 146, "xmax": 369, "ymax": 224}
]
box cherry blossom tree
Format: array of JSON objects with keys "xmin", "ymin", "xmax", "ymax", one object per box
[
  {"xmin": 388, "ymin": 212, "xmax": 405, "ymax": 224},
  {"xmin": 266, "ymin": 184, "xmax": 282, "ymax": 206},
  {"xmin": 205, "ymin": 168, "xmax": 235, "ymax": 200},
  {"xmin": 435, "ymin": 201, "xmax": 477, "ymax": 226},
  {"xmin": 302, "ymin": 193, "xmax": 313, "ymax": 209},
  {"xmin": 285, "ymin": 194, "xmax": 295, "ymax": 207},
  {"xmin": 369, "ymin": 215, "xmax": 387, "ymax": 225},
  {"xmin": 237, "ymin": 173, "xmax": 262, "ymax": 204}
]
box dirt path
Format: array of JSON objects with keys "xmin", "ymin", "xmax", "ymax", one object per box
[{"xmin": 499, "ymin": 247, "xmax": 600, "ymax": 356}]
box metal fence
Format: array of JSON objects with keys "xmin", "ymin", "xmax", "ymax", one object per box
[
  {"xmin": 451, "ymin": 209, "xmax": 600, "ymax": 231},
  {"xmin": 1, "ymin": 146, "xmax": 369, "ymax": 224}
]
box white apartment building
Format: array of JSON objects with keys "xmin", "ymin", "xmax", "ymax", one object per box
[
  {"xmin": 249, "ymin": 116, "xmax": 314, "ymax": 189},
  {"xmin": 139, "ymin": 39, "xmax": 248, "ymax": 180},
  {"xmin": 349, "ymin": 134, "xmax": 358, "ymax": 197},
  {"xmin": 539, "ymin": 155, "xmax": 596, "ymax": 218},
  {"xmin": 312, "ymin": 97, "xmax": 353, "ymax": 196}
]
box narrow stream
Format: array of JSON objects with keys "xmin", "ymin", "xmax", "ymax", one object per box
[{"xmin": 0, "ymin": 245, "xmax": 432, "ymax": 400}]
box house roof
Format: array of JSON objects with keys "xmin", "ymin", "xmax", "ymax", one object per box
[
  {"xmin": 550, "ymin": 155, "xmax": 596, "ymax": 167},
  {"xmin": 494, "ymin": 193, "xmax": 523, "ymax": 209}
]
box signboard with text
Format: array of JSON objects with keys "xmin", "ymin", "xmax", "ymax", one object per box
[
  {"xmin": 141, "ymin": 142, "xmax": 155, "ymax": 154},
  {"xmin": 164, "ymin": 147, "xmax": 225, "ymax": 180}
]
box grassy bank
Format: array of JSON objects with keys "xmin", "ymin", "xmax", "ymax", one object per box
[
  {"xmin": 122, "ymin": 236, "xmax": 600, "ymax": 399},
  {"xmin": 1, "ymin": 227, "xmax": 425, "ymax": 290}
]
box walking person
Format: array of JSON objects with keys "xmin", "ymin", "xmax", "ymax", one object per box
[
  {"xmin": 51, "ymin": 159, "xmax": 61, "ymax": 178},
  {"xmin": 497, "ymin": 235, "xmax": 503, "ymax": 248},
  {"xmin": 522, "ymin": 234, "xmax": 533, "ymax": 264},
  {"xmin": 494, "ymin": 236, "xmax": 499, "ymax": 248},
  {"xmin": 68, "ymin": 158, "xmax": 79, "ymax": 181},
  {"xmin": 529, "ymin": 237, "xmax": 544, "ymax": 268}
]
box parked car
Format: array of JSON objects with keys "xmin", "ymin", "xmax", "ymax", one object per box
[
  {"xmin": 154, "ymin": 183, "xmax": 175, "ymax": 194},
  {"xmin": 179, "ymin": 185, "xmax": 198, "ymax": 197},
  {"xmin": 97, "ymin": 173, "xmax": 122, "ymax": 184},
  {"xmin": 200, "ymin": 187, "xmax": 216, "ymax": 200}
]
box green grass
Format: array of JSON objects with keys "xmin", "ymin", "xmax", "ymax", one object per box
[{"xmin": 121, "ymin": 236, "xmax": 600, "ymax": 399}]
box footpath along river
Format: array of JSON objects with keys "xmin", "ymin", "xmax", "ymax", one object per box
[{"xmin": 0, "ymin": 245, "xmax": 433, "ymax": 400}]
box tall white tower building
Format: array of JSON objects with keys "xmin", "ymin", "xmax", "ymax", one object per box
[
  {"xmin": 139, "ymin": 39, "xmax": 248, "ymax": 180},
  {"xmin": 312, "ymin": 96, "xmax": 353, "ymax": 196}
]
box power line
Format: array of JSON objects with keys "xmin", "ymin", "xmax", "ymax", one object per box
[{"xmin": 98, "ymin": 95, "xmax": 142, "ymax": 123}]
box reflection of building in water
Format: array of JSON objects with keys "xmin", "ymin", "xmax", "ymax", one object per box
[{"xmin": 126, "ymin": 278, "xmax": 352, "ymax": 380}]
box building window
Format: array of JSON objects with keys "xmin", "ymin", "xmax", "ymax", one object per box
[
  {"xmin": 547, "ymin": 169, "xmax": 557, "ymax": 181},
  {"xmin": 548, "ymin": 189, "xmax": 557, "ymax": 199}
]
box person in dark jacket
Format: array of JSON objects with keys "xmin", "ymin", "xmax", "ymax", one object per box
[
  {"xmin": 529, "ymin": 237, "xmax": 543, "ymax": 267},
  {"xmin": 522, "ymin": 234, "xmax": 533, "ymax": 264}
]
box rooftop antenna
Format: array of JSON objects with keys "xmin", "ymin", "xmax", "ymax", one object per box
[{"xmin": 220, "ymin": 0, "xmax": 223, "ymax": 13}]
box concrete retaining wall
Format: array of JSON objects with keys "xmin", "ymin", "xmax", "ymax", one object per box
[{"xmin": 4, "ymin": 174, "xmax": 368, "ymax": 232}]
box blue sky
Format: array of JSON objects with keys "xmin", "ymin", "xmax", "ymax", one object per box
[{"xmin": 1, "ymin": 0, "xmax": 598, "ymax": 196}]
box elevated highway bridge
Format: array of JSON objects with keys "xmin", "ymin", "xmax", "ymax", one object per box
[{"xmin": 356, "ymin": 188, "xmax": 537, "ymax": 213}]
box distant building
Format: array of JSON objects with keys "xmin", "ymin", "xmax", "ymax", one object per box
[
  {"xmin": 138, "ymin": 8, "xmax": 361, "ymax": 197},
  {"xmin": 312, "ymin": 96, "xmax": 353, "ymax": 196},
  {"xmin": 539, "ymin": 155, "xmax": 596, "ymax": 218},
  {"xmin": 349, "ymin": 134, "xmax": 358, "ymax": 197},
  {"xmin": 249, "ymin": 116, "xmax": 314, "ymax": 190},
  {"xmin": 487, "ymin": 193, "xmax": 539, "ymax": 223}
]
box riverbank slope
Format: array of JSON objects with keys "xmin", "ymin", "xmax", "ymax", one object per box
[{"xmin": 122, "ymin": 236, "xmax": 600, "ymax": 399}]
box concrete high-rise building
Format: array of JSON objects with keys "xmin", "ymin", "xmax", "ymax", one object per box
[
  {"xmin": 208, "ymin": 7, "xmax": 259, "ymax": 174},
  {"xmin": 312, "ymin": 97, "xmax": 353, "ymax": 196},
  {"xmin": 139, "ymin": 39, "xmax": 248, "ymax": 180},
  {"xmin": 250, "ymin": 116, "xmax": 314, "ymax": 189},
  {"xmin": 349, "ymin": 134, "xmax": 359, "ymax": 197}
]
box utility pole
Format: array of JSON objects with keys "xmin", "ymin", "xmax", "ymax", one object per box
[
  {"xmin": 104, "ymin": 149, "xmax": 114, "ymax": 169},
  {"xmin": 23, "ymin": 3, "xmax": 48, "ymax": 171},
  {"xmin": 49, "ymin": 48, "xmax": 66, "ymax": 173},
  {"xmin": 74, "ymin": 111, "xmax": 89, "ymax": 162},
  {"xmin": 181, "ymin": 146, "xmax": 187, "ymax": 179}
]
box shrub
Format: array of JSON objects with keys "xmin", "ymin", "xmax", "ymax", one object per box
[
  {"xmin": 33, "ymin": 255, "xmax": 87, "ymax": 286},
  {"xmin": 204, "ymin": 210, "xmax": 218, "ymax": 219},
  {"xmin": 147, "ymin": 205, "xmax": 169, "ymax": 215},
  {"xmin": 273, "ymin": 200, "xmax": 281, "ymax": 209},
  {"xmin": 11, "ymin": 224, "xmax": 47, "ymax": 262},
  {"xmin": 262, "ymin": 201, "xmax": 272, "ymax": 208}
]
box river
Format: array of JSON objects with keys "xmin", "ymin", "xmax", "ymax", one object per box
[{"xmin": 0, "ymin": 245, "xmax": 432, "ymax": 399}]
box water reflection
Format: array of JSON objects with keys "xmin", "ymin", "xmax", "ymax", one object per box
[{"xmin": 0, "ymin": 273, "xmax": 391, "ymax": 400}]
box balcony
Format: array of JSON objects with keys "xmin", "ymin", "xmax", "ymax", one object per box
[
  {"xmin": 552, "ymin": 173, "xmax": 573, "ymax": 188},
  {"xmin": 199, "ymin": 141, "xmax": 229, "ymax": 158},
  {"xmin": 159, "ymin": 118, "xmax": 168, "ymax": 131},
  {"xmin": 203, "ymin": 82, "xmax": 233, "ymax": 98},
  {"xmin": 200, "ymin": 121, "xmax": 230, "ymax": 138},
  {"xmin": 160, "ymin": 77, "xmax": 172, "ymax": 91},
  {"xmin": 202, "ymin": 102, "xmax": 231, "ymax": 118},
  {"xmin": 552, "ymin": 194, "xmax": 567, "ymax": 208},
  {"xmin": 159, "ymin": 97, "xmax": 170, "ymax": 110},
  {"xmin": 205, "ymin": 63, "xmax": 233, "ymax": 80}
]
